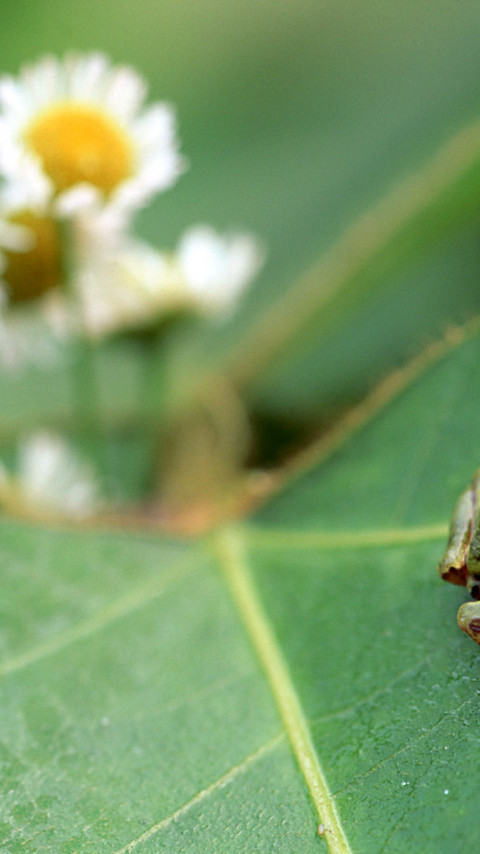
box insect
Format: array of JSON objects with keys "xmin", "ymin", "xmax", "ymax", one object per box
[{"xmin": 438, "ymin": 468, "xmax": 480, "ymax": 644}]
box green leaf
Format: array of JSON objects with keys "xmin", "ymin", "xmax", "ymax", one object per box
[
  {"xmin": 0, "ymin": 524, "xmax": 320, "ymax": 852},
  {"xmin": 232, "ymin": 137, "xmax": 480, "ymax": 417},
  {"xmin": 5, "ymin": 1, "xmax": 480, "ymax": 422},
  {"xmin": 3, "ymin": 323, "xmax": 480, "ymax": 851},
  {"xmin": 4, "ymin": 4, "xmax": 480, "ymax": 851}
]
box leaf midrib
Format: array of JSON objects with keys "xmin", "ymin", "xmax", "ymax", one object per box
[{"xmin": 212, "ymin": 525, "xmax": 353, "ymax": 854}]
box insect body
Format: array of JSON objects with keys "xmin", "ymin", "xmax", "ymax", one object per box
[{"xmin": 438, "ymin": 469, "xmax": 480, "ymax": 644}]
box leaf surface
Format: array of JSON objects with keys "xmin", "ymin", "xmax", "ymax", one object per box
[
  {"xmin": 0, "ymin": 525, "xmax": 318, "ymax": 852},
  {"xmin": 3, "ymin": 324, "xmax": 480, "ymax": 851},
  {"xmin": 2, "ymin": 3, "xmax": 480, "ymax": 852}
]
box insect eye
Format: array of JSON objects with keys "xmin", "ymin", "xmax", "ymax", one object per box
[{"xmin": 471, "ymin": 583, "xmax": 480, "ymax": 600}]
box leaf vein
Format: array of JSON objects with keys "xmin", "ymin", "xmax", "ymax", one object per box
[
  {"xmin": 334, "ymin": 694, "xmax": 475, "ymax": 795},
  {"xmin": 310, "ymin": 654, "xmax": 432, "ymax": 725},
  {"xmin": 229, "ymin": 120, "xmax": 480, "ymax": 385},
  {"xmin": 247, "ymin": 523, "xmax": 448, "ymax": 551},
  {"xmin": 0, "ymin": 552, "xmax": 198, "ymax": 679},
  {"xmin": 112, "ymin": 734, "xmax": 283, "ymax": 854},
  {"xmin": 213, "ymin": 525, "xmax": 353, "ymax": 854}
]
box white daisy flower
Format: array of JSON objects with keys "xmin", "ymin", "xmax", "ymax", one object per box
[
  {"xmin": 175, "ymin": 226, "xmax": 264, "ymax": 316},
  {"xmin": 71, "ymin": 225, "xmax": 264, "ymax": 338},
  {"xmin": 0, "ymin": 204, "xmax": 61, "ymax": 306},
  {"xmin": 0, "ymin": 431, "xmax": 101, "ymax": 520},
  {"xmin": 0, "ymin": 52, "xmax": 184, "ymax": 220},
  {"xmin": 0, "ymin": 190, "xmax": 65, "ymax": 368},
  {"xmin": 0, "ymin": 188, "xmax": 127, "ymax": 367},
  {"xmin": 75, "ymin": 240, "xmax": 175, "ymax": 337}
]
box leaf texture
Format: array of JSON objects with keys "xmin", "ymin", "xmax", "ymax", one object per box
[{"xmin": 3, "ymin": 326, "xmax": 480, "ymax": 851}]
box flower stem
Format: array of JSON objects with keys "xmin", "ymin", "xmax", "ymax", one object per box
[
  {"xmin": 137, "ymin": 329, "xmax": 171, "ymax": 497},
  {"xmin": 59, "ymin": 220, "xmax": 106, "ymax": 474},
  {"xmin": 132, "ymin": 313, "xmax": 189, "ymax": 499}
]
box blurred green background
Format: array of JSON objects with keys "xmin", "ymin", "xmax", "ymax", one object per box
[{"xmin": 3, "ymin": 0, "xmax": 480, "ymax": 428}]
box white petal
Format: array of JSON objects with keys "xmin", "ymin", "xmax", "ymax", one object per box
[
  {"xmin": 17, "ymin": 431, "xmax": 100, "ymax": 517},
  {"xmin": 177, "ymin": 226, "xmax": 264, "ymax": 315},
  {"xmin": 103, "ymin": 67, "xmax": 146, "ymax": 121},
  {"xmin": 0, "ymin": 77, "xmax": 28, "ymax": 118},
  {"xmin": 67, "ymin": 52, "xmax": 109, "ymax": 100}
]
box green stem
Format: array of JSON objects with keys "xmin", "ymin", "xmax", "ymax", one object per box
[
  {"xmin": 135, "ymin": 313, "xmax": 192, "ymax": 499},
  {"xmin": 69, "ymin": 334, "xmax": 105, "ymax": 452},
  {"xmin": 59, "ymin": 220, "xmax": 106, "ymax": 472},
  {"xmin": 137, "ymin": 331, "xmax": 169, "ymax": 497}
]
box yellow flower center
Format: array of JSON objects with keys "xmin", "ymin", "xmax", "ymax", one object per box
[
  {"xmin": 4, "ymin": 211, "xmax": 62, "ymax": 303},
  {"xmin": 24, "ymin": 103, "xmax": 135, "ymax": 195}
]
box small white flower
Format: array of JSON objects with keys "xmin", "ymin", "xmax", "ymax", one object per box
[
  {"xmin": 0, "ymin": 191, "xmax": 126, "ymax": 367},
  {"xmin": 0, "ymin": 52, "xmax": 184, "ymax": 220},
  {"xmin": 0, "ymin": 432, "xmax": 101, "ymax": 519},
  {"xmin": 71, "ymin": 225, "xmax": 264, "ymax": 337},
  {"xmin": 175, "ymin": 226, "xmax": 264, "ymax": 316},
  {"xmin": 0, "ymin": 192, "xmax": 61, "ymax": 308},
  {"xmin": 0, "ymin": 176, "xmax": 138, "ymax": 362},
  {"xmin": 0, "ymin": 195, "xmax": 65, "ymax": 372},
  {"xmin": 75, "ymin": 240, "xmax": 174, "ymax": 337}
]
